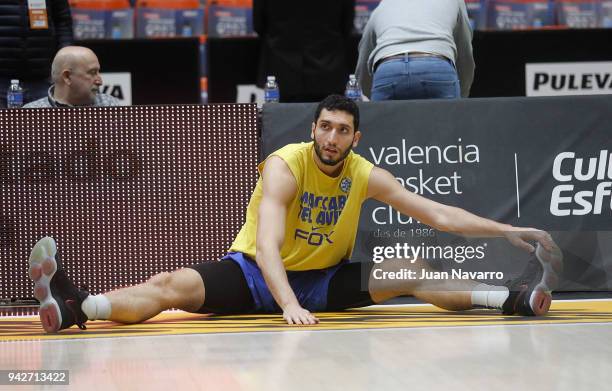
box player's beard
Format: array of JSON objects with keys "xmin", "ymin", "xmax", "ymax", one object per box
[{"xmin": 313, "ymin": 138, "xmax": 353, "ymax": 166}]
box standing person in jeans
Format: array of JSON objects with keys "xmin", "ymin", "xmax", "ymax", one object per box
[
  {"xmin": 0, "ymin": 0, "xmax": 73, "ymax": 108},
  {"xmin": 355, "ymin": 0, "xmax": 474, "ymax": 100}
]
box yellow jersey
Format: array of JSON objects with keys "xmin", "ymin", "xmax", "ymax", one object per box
[{"xmin": 230, "ymin": 142, "xmax": 374, "ymax": 271}]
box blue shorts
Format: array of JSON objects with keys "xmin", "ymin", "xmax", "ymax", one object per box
[{"xmin": 221, "ymin": 252, "xmax": 348, "ymax": 313}]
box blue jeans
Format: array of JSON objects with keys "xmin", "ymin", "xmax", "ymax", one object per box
[{"xmin": 371, "ymin": 56, "xmax": 460, "ymax": 100}]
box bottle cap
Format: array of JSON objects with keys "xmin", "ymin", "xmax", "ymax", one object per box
[
  {"xmin": 10, "ymin": 79, "xmax": 19, "ymax": 84},
  {"xmin": 267, "ymin": 76, "xmax": 276, "ymax": 82}
]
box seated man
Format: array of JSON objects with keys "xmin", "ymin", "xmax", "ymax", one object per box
[
  {"xmin": 28, "ymin": 95, "xmax": 562, "ymax": 332},
  {"xmin": 24, "ymin": 46, "xmax": 119, "ymax": 108}
]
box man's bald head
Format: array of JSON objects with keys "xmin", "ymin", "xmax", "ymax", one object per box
[
  {"xmin": 51, "ymin": 46, "xmax": 99, "ymax": 83},
  {"xmin": 50, "ymin": 46, "xmax": 103, "ymax": 106}
]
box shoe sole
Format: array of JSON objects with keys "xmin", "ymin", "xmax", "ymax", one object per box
[
  {"xmin": 529, "ymin": 289, "xmax": 552, "ymax": 316},
  {"xmin": 28, "ymin": 237, "xmax": 62, "ymax": 333}
]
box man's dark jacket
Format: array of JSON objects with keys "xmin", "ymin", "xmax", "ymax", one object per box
[
  {"xmin": 0, "ymin": 0, "xmax": 73, "ymax": 79},
  {"xmin": 254, "ymin": 0, "xmax": 355, "ymax": 102}
]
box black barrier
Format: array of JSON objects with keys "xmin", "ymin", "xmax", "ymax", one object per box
[
  {"xmin": 470, "ymin": 28, "xmax": 612, "ymax": 97},
  {"xmin": 208, "ymin": 29, "xmax": 612, "ymax": 102},
  {"xmin": 0, "ymin": 105, "xmax": 259, "ymax": 302},
  {"xmin": 207, "ymin": 37, "xmax": 260, "ymax": 105},
  {"xmin": 261, "ymin": 96, "xmax": 612, "ymax": 291},
  {"xmin": 78, "ymin": 38, "xmax": 201, "ymax": 105}
]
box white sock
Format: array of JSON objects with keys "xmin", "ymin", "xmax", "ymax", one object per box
[
  {"xmin": 81, "ymin": 294, "xmax": 112, "ymax": 320},
  {"xmin": 471, "ymin": 283, "xmax": 509, "ymax": 309}
]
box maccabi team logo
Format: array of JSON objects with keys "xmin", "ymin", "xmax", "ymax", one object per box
[{"xmin": 340, "ymin": 177, "xmax": 352, "ymax": 193}]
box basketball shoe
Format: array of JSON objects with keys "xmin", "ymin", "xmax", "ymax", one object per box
[
  {"xmin": 502, "ymin": 243, "xmax": 564, "ymax": 316},
  {"xmin": 28, "ymin": 237, "xmax": 89, "ymax": 332}
]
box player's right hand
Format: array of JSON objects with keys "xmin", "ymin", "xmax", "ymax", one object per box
[{"xmin": 282, "ymin": 303, "xmax": 319, "ymax": 325}]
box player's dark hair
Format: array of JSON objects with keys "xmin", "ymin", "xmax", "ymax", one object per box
[{"xmin": 314, "ymin": 94, "xmax": 360, "ymax": 131}]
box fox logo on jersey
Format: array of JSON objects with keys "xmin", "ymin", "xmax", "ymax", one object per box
[{"xmin": 294, "ymin": 227, "xmax": 334, "ymax": 246}]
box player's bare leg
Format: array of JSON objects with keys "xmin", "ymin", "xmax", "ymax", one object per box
[
  {"xmin": 102, "ymin": 268, "xmax": 205, "ymax": 324},
  {"xmin": 29, "ymin": 237, "xmax": 206, "ymax": 332},
  {"xmin": 368, "ymin": 244, "xmax": 563, "ymax": 316},
  {"xmin": 368, "ymin": 258, "xmax": 477, "ymax": 311}
]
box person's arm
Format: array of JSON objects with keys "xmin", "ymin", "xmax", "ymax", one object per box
[
  {"xmin": 366, "ymin": 166, "xmax": 555, "ymax": 252},
  {"xmin": 355, "ymin": 11, "xmax": 377, "ymax": 99},
  {"xmin": 50, "ymin": 0, "xmax": 74, "ymax": 49},
  {"xmin": 256, "ymin": 156, "xmax": 319, "ymax": 325},
  {"xmin": 341, "ymin": 0, "xmax": 356, "ymax": 38},
  {"xmin": 253, "ymin": 0, "xmax": 266, "ymax": 36},
  {"xmin": 454, "ymin": 0, "xmax": 475, "ymax": 98}
]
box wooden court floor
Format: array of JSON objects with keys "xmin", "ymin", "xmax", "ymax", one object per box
[{"xmin": 1, "ymin": 300, "xmax": 611, "ymax": 390}]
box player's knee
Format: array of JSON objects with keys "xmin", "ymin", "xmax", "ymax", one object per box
[
  {"xmin": 148, "ymin": 269, "xmax": 204, "ymax": 311},
  {"xmin": 147, "ymin": 272, "xmax": 174, "ymax": 293},
  {"xmin": 377, "ymin": 257, "xmax": 428, "ymax": 272},
  {"xmin": 370, "ymin": 257, "xmax": 433, "ymax": 292},
  {"xmin": 411, "ymin": 257, "xmax": 433, "ymax": 271},
  {"xmin": 147, "ymin": 271, "xmax": 183, "ymax": 307}
]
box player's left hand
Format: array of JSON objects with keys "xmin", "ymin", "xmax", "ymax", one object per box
[
  {"xmin": 504, "ymin": 228, "xmax": 555, "ymax": 253},
  {"xmin": 282, "ymin": 303, "xmax": 319, "ymax": 325}
]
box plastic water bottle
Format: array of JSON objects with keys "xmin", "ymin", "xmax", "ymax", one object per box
[
  {"xmin": 111, "ymin": 23, "xmax": 122, "ymax": 39},
  {"xmin": 264, "ymin": 76, "xmax": 280, "ymax": 103},
  {"xmin": 7, "ymin": 79, "xmax": 24, "ymax": 108},
  {"xmin": 345, "ymin": 74, "xmax": 362, "ymax": 102},
  {"xmin": 181, "ymin": 22, "xmax": 193, "ymax": 37}
]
